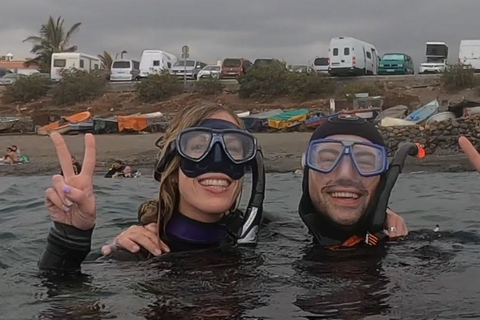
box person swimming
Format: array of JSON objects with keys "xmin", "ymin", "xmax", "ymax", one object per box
[
  {"xmin": 104, "ymin": 160, "xmax": 125, "ymax": 178},
  {"xmin": 38, "ymin": 104, "xmax": 265, "ymax": 275},
  {"xmin": 108, "ymin": 114, "xmax": 410, "ymax": 256},
  {"xmin": 298, "ymin": 114, "xmax": 417, "ymax": 250}
]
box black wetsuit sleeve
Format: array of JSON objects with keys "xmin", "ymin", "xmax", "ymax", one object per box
[
  {"xmin": 104, "ymin": 167, "xmax": 117, "ymax": 178},
  {"xmin": 38, "ymin": 222, "xmax": 94, "ymax": 275}
]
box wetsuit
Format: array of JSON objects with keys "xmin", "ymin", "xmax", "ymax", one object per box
[
  {"xmin": 104, "ymin": 165, "xmax": 125, "ymax": 178},
  {"xmin": 38, "ymin": 211, "xmax": 242, "ymax": 275}
]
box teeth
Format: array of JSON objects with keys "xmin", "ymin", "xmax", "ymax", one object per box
[
  {"xmin": 199, "ymin": 179, "xmax": 230, "ymax": 187},
  {"xmin": 330, "ymin": 192, "xmax": 359, "ymax": 199}
]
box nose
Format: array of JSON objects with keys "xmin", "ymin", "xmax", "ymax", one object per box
[{"xmin": 335, "ymin": 153, "xmax": 358, "ymax": 178}]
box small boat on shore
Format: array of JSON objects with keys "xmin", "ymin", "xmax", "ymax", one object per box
[
  {"xmin": 425, "ymin": 111, "xmax": 456, "ymax": 125},
  {"xmin": 404, "ymin": 99, "xmax": 439, "ymax": 123},
  {"xmin": 236, "ymin": 111, "xmax": 250, "ymax": 118},
  {"xmin": 37, "ymin": 111, "xmax": 91, "ymax": 136},
  {"xmin": 0, "ymin": 116, "xmax": 20, "ymax": 132},
  {"xmin": 374, "ymin": 105, "xmax": 408, "ymax": 124}
]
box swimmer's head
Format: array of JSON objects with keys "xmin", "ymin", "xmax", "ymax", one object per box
[
  {"xmin": 303, "ymin": 115, "xmax": 387, "ymax": 226},
  {"xmin": 139, "ymin": 104, "xmax": 247, "ymax": 234}
]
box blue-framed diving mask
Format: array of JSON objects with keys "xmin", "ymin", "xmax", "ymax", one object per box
[{"xmin": 305, "ymin": 138, "xmax": 388, "ymax": 177}]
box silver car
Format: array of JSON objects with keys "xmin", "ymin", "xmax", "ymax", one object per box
[
  {"xmin": 0, "ymin": 73, "xmax": 21, "ymax": 86},
  {"xmin": 170, "ymin": 59, "xmax": 207, "ymax": 80},
  {"xmin": 197, "ymin": 65, "xmax": 221, "ymax": 80}
]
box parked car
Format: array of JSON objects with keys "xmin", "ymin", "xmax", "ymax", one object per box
[
  {"xmin": 170, "ymin": 59, "xmax": 207, "ymax": 80},
  {"xmin": 110, "ymin": 59, "xmax": 140, "ymax": 81},
  {"xmin": 253, "ymin": 58, "xmax": 285, "ymax": 69},
  {"xmin": 378, "ymin": 53, "xmax": 414, "ymax": 75},
  {"xmin": 220, "ymin": 58, "xmax": 253, "ymax": 79},
  {"xmin": 0, "ymin": 67, "xmax": 13, "ymax": 78},
  {"xmin": 289, "ymin": 65, "xmax": 312, "ymax": 74},
  {"xmin": 0, "ymin": 73, "xmax": 22, "ymax": 86},
  {"xmin": 197, "ymin": 65, "xmax": 221, "ymax": 80},
  {"xmin": 311, "ymin": 57, "xmax": 329, "ymax": 74}
]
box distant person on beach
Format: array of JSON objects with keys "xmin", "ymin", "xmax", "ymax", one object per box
[
  {"xmin": 104, "ymin": 160, "xmax": 125, "ymax": 178},
  {"xmin": 10, "ymin": 145, "xmax": 20, "ymax": 158},
  {"xmin": 38, "ymin": 103, "xmax": 265, "ymax": 275},
  {"xmin": 3, "ymin": 147, "xmax": 18, "ymax": 165},
  {"xmin": 60, "ymin": 156, "xmax": 82, "ymax": 176}
]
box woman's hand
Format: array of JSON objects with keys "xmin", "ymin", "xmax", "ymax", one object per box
[
  {"xmin": 384, "ymin": 208, "xmax": 408, "ymax": 239},
  {"xmin": 101, "ymin": 223, "xmax": 170, "ymax": 256},
  {"xmin": 45, "ymin": 133, "xmax": 97, "ymax": 230}
]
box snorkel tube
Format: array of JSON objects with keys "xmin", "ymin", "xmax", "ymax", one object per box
[
  {"xmin": 366, "ymin": 142, "xmax": 425, "ymax": 245},
  {"xmin": 236, "ymin": 148, "xmax": 266, "ymax": 246}
]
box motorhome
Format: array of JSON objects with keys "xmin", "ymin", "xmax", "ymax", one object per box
[
  {"xmin": 50, "ymin": 52, "xmax": 101, "ymax": 81},
  {"xmin": 110, "ymin": 59, "xmax": 140, "ymax": 81},
  {"xmin": 419, "ymin": 42, "xmax": 448, "ymax": 74},
  {"xmin": 139, "ymin": 50, "xmax": 178, "ymax": 78},
  {"xmin": 328, "ymin": 37, "xmax": 379, "ymax": 76},
  {"xmin": 459, "ymin": 40, "xmax": 480, "ymax": 72}
]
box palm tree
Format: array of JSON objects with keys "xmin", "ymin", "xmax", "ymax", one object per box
[
  {"xmin": 98, "ymin": 51, "xmax": 113, "ymax": 70},
  {"xmin": 23, "ymin": 16, "xmax": 81, "ymax": 73}
]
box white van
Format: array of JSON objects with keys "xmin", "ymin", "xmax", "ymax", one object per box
[
  {"xmin": 110, "ymin": 59, "xmax": 140, "ymax": 81},
  {"xmin": 50, "ymin": 52, "xmax": 101, "ymax": 81},
  {"xmin": 459, "ymin": 40, "xmax": 480, "ymax": 71},
  {"xmin": 328, "ymin": 37, "xmax": 379, "ymax": 76},
  {"xmin": 139, "ymin": 50, "xmax": 178, "ymax": 78}
]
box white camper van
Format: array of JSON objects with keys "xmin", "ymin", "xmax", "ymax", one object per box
[
  {"xmin": 419, "ymin": 42, "xmax": 448, "ymax": 74},
  {"xmin": 139, "ymin": 50, "xmax": 178, "ymax": 78},
  {"xmin": 50, "ymin": 52, "xmax": 101, "ymax": 81},
  {"xmin": 328, "ymin": 37, "xmax": 379, "ymax": 76},
  {"xmin": 459, "ymin": 40, "xmax": 480, "ymax": 72}
]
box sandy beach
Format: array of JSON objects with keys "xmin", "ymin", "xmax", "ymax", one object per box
[{"xmin": 0, "ymin": 132, "xmax": 476, "ymax": 177}]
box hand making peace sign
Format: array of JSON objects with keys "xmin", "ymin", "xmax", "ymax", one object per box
[{"xmin": 45, "ymin": 133, "xmax": 97, "ymax": 230}]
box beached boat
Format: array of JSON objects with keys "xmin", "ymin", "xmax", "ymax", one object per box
[
  {"xmin": 242, "ymin": 109, "xmax": 283, "ymax": 132},
  {"xmin": 37, "ymin": 111, "xmax": 92, "ymax": 136},
  {"xmin": 117, "ymin": 112, "xmax": 164, "ymax": 132},
  {"xmin": 267, "ymin": 109, "xmax": 309, "ymax": 129},
  {"xmin": 338, "ymin": 108, "xmax": 381, "ymax": 121},
  {"xmin": 379, "ymin": 117, "xmax": 416, "ymax": 127},
  {"xmin": 374, "ymin": 105, "xmax": 408, "ymax": 124},
  {"xmin": 93, "ymin": 116, "xmax": 119, "ymax": 134},
  {"xmin": 404, "ymin": 99, "xmax": 439, "ymax": 123},
  {"xmin": 425, "ymin": 111, "xmax": 456, "ymax": 125},
  {"xmin": 0, "ymin": 116, "xmax": 20, "ymax": 132},
  {"xmin": 69, "ymin": 119, "xmax": 94, "ymax": 133},
  {"xmin": 305, "ymin": 114, "xmax": 332, "ymax": 128},
  {"xmin": 236, "ymin": 111, "xmax": 250, "ymax": 118}
]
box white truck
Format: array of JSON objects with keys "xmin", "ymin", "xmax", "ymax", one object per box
[
  {"xmin": 50, "ymin": 52, "xmax": 101, "ymax": 81},
  {"xmin": 419, "ymin": 42, "xmax": 448, "ymax": 74},
  {"xmin": 139, "ymin": 50, "xmax": 178, "ymax": 78},
  {"xmin": 458, "ymin": 40, "xmax": 480, "ymax": 72},
  {"xmin": 328, "ymin": 36, "xmax": 379, "ymax": 76}
]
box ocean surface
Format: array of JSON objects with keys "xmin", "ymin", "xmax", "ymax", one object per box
[{"xmin": 1, "ymin": 172, "xmax": 480, "ymax": 320}]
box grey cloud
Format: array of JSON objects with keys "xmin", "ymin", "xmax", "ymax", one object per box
[{"xmin": 1, "ymin": 0, "xmax": 480, "ymax": 66}]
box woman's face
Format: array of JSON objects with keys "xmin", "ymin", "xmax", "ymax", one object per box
[{"xmin": 177, "ymin": 111, "xmax": 243, "ymax": 223}]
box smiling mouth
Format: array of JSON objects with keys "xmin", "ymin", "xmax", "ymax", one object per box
[
  {"xmin": 328, "ymin": 191, "xmax": 361, "ymax": 199},
  {"xmin": 198, "ymin": 178, "xmax": 232, "ymax": 189}
]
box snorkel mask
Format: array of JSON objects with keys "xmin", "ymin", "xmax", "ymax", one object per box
[
  {"xmin": 154, "ymin": 118, "xmax": 265, "ymax": 246},
  {"xmin": 299, "ymin": 114, "xmax": 424, "ymax": 248}
]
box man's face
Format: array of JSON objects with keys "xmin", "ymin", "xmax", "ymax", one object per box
[
  {"xmin": 113, "ymin": 162, "xmax": 121, "ymax": 169},
  {"xmin": 308, "ymin": 134, "xmax": 382, "ymax": 226}
]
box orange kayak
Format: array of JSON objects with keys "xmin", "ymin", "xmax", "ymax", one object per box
[{"xmin": 37, "ymin": 111, "xmax": 91, "ymax": 136}]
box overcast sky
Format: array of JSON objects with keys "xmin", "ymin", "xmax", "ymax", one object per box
[{"xmin": 1, "ymin": 0, "xmax": 479, "ymax": 66}]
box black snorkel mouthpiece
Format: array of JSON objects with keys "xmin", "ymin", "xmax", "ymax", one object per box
[
  {"xmin": 366, "ymin": 142, "xmax": 424, "ymax": 245},
  {"xmin": 236, "ymin": 148, "xmax": 266, "ymax": 246}
]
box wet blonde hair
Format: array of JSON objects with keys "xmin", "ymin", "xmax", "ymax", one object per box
[{"xmin": 138, "ymin": 103, "xmax": 246, "ymax": 238}]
